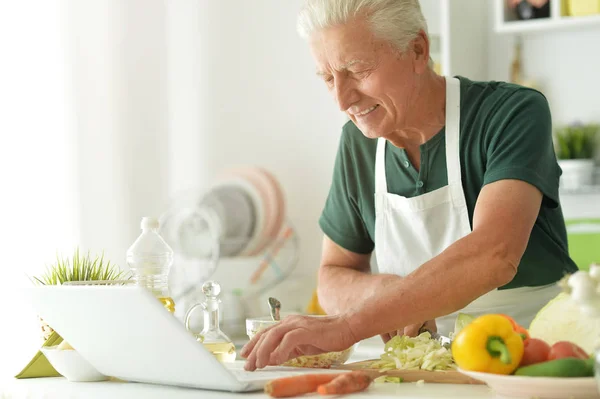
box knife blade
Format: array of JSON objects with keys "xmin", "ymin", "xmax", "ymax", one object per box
[
  {"xmin": 429, "ymin": 331, "xmax": 452, "ymax": 349},
  {"xmin": 419, "ymin": 328, "xmax": 452, "ymax": 349}
]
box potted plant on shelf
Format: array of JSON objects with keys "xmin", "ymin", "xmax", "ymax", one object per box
[
  {"xmin": 31, "ymin": 248, "xmax": 131, "ymax": 342},
  {"xmin": 554, "ymin": 122, "xmax": 599, "ymax": 192}
]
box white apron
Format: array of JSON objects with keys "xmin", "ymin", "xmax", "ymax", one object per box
[{"xmin": 374, "ymin": 77, "xmax": 560, "ymax": 336}]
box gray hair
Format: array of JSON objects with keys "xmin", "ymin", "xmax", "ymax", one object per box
[{"xmin": 297, "ymin": 0, "xmax": 431, "ymax": 63}]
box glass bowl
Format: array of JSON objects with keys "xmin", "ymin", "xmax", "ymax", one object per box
[{"xmin": 245, "ymin": 315, "xmax": 358, "ymax": 368}]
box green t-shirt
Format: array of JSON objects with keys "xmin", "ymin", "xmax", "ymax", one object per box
[{"xmin": 319, "ymin": 76, "xmax": 578, "ymax": 290}]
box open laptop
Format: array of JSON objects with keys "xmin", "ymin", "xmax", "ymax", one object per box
[{"xmin": 28, "ymin": 285, "xmax": 347, "ymax": 392}]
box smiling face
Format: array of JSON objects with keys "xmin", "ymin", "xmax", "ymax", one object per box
[{"xmin": 309, "ymin": 17, "xmax": 430, "ymax": 140}]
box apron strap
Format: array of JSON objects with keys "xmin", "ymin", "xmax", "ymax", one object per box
[
  {"xmin": 375, "ymin": 138, "xmax": 387, "ymax": 194},
  {"xmin": 444, "ymin": 77, "xmax": 465, "ymax": 207}
]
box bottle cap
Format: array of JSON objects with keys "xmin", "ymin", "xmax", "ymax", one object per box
[
  {"xmin": 141, "ymin": 217, "xmax": 159, "ymax": 230},
  {"xmin": 202, "ymin": 280, "xmax": 221, "ymax": 297}
]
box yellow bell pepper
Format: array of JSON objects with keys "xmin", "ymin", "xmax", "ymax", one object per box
[{"xmin": 451, "ymin": 314, "xmax": 524, "ymax": 375}]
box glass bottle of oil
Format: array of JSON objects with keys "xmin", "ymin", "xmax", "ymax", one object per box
[
  {"xmin": 126, "ymin": 217, "xmax": 176, "ymax": 313},
  {"xmin": 186, "ymin": 281, "xmax": 236, "ymax": 363}
]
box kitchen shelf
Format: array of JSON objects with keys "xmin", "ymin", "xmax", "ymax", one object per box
[
  {"xmin": 561, "ymin": 184, "xmax": 600, "ymax": 195},
  {"xmin": 494, "ymin": 0, "xmax": 600, "ymax": 34},
  {"xmin": 497, "ymin": 14, "xmax": 600, "ymax": 33}
]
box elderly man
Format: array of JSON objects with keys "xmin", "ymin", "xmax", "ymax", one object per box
[{"xmin": 242, "ymin": 0, "xmax": 577, "ymax": 370}]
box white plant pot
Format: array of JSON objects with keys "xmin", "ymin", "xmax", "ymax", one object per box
[{"xmin": 559, "ymin": 159, "xmax": 595, "ymax": 191}]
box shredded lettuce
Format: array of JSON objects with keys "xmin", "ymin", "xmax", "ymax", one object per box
[{"xmin": 370, "ymin": 331, "xmax": 455, "ymax": 371}]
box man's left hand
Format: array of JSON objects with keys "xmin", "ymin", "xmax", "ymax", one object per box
[
  {"xmin": 380, "ymin": 319, "xmax": 437, "ymax": 343},
  {"xmin": 241, "ymin": 314, "xmax": 357, "ymax": 371}
]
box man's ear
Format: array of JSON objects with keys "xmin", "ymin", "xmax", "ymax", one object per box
[{"xmin": 411, "ymin": 30, "xmax": 430, "ymax": 74}]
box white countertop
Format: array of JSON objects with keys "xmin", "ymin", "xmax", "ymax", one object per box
[
  {"xmin": 2, "ymin": 377, "xmax": 494, "ymax": 399},
  {"xmin": 1, "ymin": 338, "xmax": 494, "ymax": 399}
]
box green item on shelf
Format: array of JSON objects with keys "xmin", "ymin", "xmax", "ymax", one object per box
[
  {"xmin": 14, "ymin": 331, "xmax": 63, "ymax": 379},
  {"xmin": 566, "ymin": 218, "xmax": 600, "ymax": 271},
  {"xmin": 554, "ymin": 123, "xmax": 599, "ymax": 160}
]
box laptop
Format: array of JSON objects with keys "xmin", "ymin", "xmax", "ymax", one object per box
[{"xmin": 28, "ymin": 285, "xmax": 347, "ymax": 392}]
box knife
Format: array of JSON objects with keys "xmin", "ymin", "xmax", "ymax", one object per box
[
  {"xmin": 419, "ymin": 328, "xmax": 452, "ymax": 349},
  {"xmin": 430, "ymin": 331, "xmax": 453, "ymax": 349}
]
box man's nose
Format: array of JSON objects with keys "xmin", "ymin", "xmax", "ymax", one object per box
[{"xmin": 333, "ymin": 78, "xmax": 358, "ymax": 112}]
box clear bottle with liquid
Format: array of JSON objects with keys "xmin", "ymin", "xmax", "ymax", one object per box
[
  {"xmin": 185, "ymin": 281, "xmax": 236, "ymax": 363},
  {"xmin": 127, "ymin": 217, "xmax": 175, "ymax": 313}
]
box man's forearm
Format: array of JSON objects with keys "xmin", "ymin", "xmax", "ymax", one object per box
[
  {"xmin": 344, "ymin": 231, "xmax": 517, "ymax": 340},
  {"xmin": 318, "ymin": 264, "xmax": 401, "ymax": 315}
]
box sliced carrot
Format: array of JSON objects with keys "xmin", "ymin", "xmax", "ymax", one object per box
[
  {"xmin": 317, "ymin": 371, "xmax": 373, "ymax": 396},
  {"xmin": 264, "ymin": 373, "xmax": 343, "ymax": 398}
]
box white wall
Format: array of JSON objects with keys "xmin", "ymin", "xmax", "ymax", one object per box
[
  {"xmin": 56, "ymin": 0, "xmax": 346, "ymax": 327},
  {"xmin": 0, "ymin": 0, "xmax": 79, "ymax": 379},
  {"xmin": 68, "ymin": 0, "xmax": 170, "ymax": 267},
  {"xmin": 165, "ymin": 0, "xmax": 346, "ymax": 319},
  {"xmin": 488, "ymin": 25, "xmax": 600, "ymax": 126}
]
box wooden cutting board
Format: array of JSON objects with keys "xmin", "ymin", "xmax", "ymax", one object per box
[{"xmin": 337, "ymin": 360, "xmax": 485, "ymax": 385}]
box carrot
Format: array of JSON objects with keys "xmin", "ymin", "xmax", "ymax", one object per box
[
  {"xmin": 515, "ymin": 325, "xmax": 530, "ymax": 341},
  {"xmin": 317, "ymin": 371, "xmax": 373, "ymax": 396},
  {"xmin": 264, "ymin": 373, "xmax": 344, "ymax": 398},
  {"xmin": 499, "ymin": 314, "xmax": 530, "ymax": 341},
  {"xmin": 498, "ymin": 314, "xmax": 519, "ymax": 330}
]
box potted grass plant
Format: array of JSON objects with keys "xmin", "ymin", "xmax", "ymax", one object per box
[
  {"xmin": 31, "ymin": 248, "xmax": 131, "ymax": 342},
  {"xmin": 554, "ymin": 122, "xmax": 599, "ymax": 192}
]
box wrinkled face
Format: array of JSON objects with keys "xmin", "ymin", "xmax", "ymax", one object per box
[{"xmin": 309, "ymin": 18, "xmax": 429, "ymax": 139}]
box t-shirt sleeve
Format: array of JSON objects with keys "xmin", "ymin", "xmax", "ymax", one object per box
[
  {"xmin": 483, "ymin": 89, "xmax": 561, "ymax": 208},
  {"xmin": 318, "ymin": 128, "xmax": 374, "ymax": 254}
]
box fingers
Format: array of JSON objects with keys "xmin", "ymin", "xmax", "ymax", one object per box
[
  {"xmin": 405, "ymin": 320, "xmax": 437, "ymax": 338},
  {"xmin": 269, "ymin": 329, "xmax": 305, "ymax": 365},
  {"xmin": 255, "ymin": 325, "xmax": 291, "ymax": 369},
  {"xmin": 244, "ymin": 317, "xmax": 302, "ymax": 370},
  {"xmin": 403, "ymin": 323, "xmax": 422, "ymax": 337},
  {"xmin": 244, "ymin": 332, "xmax": 269, "ymax": 371},
  {"xmin": 380, "ymin": 329, "xmax": 401, "ymax": 343},
  {"xmin": 241, "ymin": 323, "xmax": 275, "ymax": 359},
  {"xmin": 423, "ymin": 319, "xmax": 437, "ymax": 333}
]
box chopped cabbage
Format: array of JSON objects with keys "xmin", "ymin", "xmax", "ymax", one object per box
[{"xmin": 370, "ymin": 331, "xmax": 455, "ymax": 371}]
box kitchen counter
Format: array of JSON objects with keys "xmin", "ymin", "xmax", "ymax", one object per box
[
  {"xmin": 1, "ymin": 338, "xmax": 494, "ymax": 399},
  {"xmin": 2, "ymin": 377, "xmax": 494, "ymax": 399}
]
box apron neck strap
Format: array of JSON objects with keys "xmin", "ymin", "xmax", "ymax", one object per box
[
  {"xmin": 375, "ymin": 138, "xmax": 387, "ymax": 193},
  {"xmin": 445, "ymin": 77, "xmax": 462, "ymax": 186}
]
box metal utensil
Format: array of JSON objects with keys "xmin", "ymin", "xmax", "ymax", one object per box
[
  {"xmin": 430, "ymin": 331, "xmax": 452, "ymax": 350},
  {"xmin": 268, "ymin": 297, "xmax": 281, "ymax": 321},
  {"xmin": 419, "ymin": 327, "xmax": 452, "ymax": 350}
]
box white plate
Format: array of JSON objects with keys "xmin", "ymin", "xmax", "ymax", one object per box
[{"xmin": 458, "ymin": 368, "xmax": 600, "ymax": 399}]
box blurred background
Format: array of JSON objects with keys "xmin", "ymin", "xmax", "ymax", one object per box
[{"xmin": 1, "ymin": 0, "xmax": 599, "ymax": 378}]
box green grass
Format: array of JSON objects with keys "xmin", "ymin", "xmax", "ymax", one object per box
[{"xmin": 31, "ymin": 248, "xmax": 130, "ymax": 285}]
